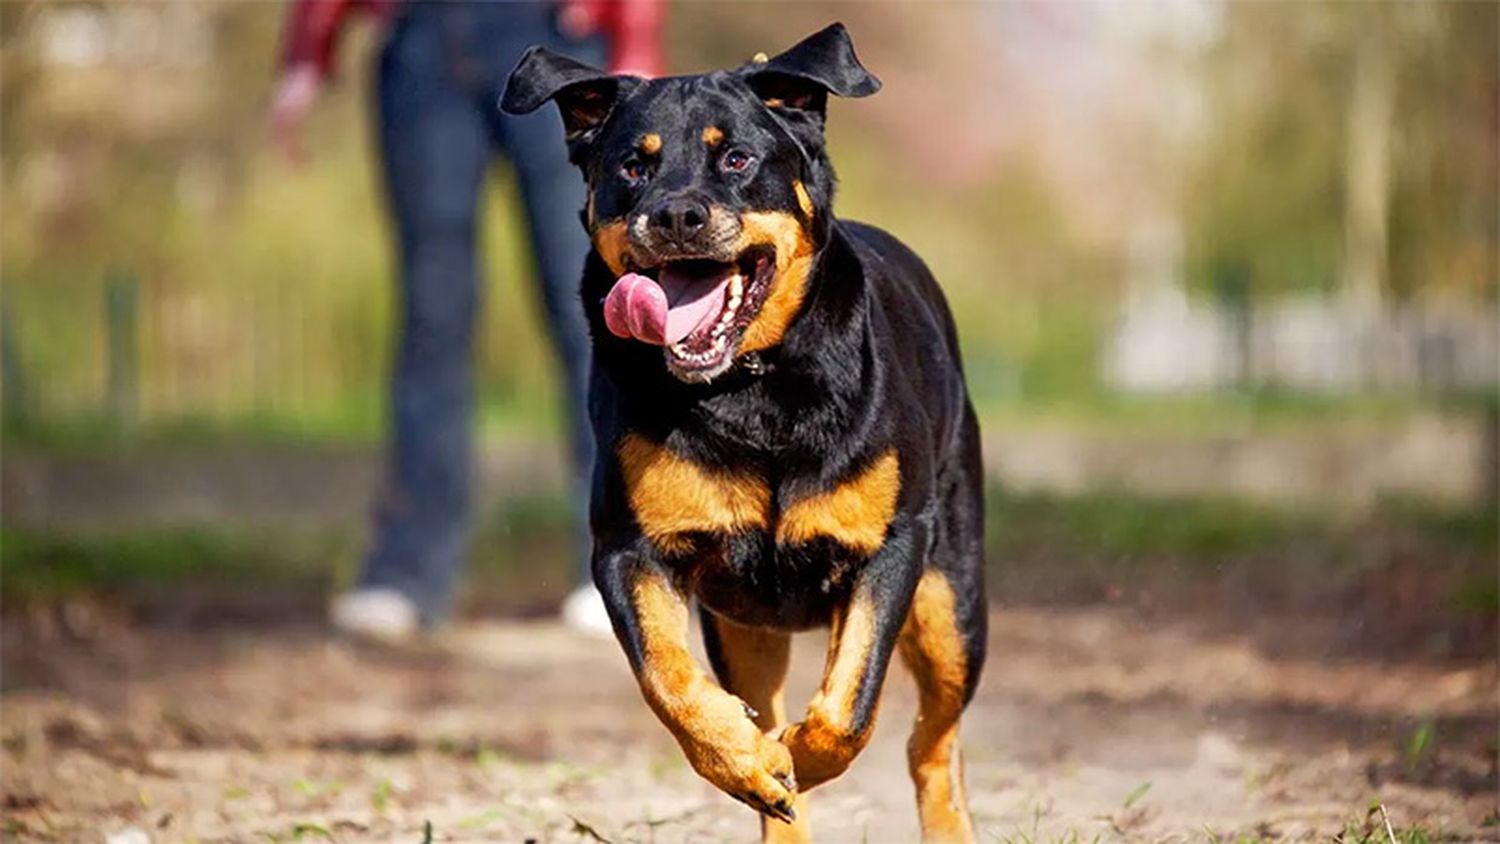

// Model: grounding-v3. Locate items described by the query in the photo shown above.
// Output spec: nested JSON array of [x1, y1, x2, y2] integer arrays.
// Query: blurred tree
[[1385, 4, 1498, 303], [1185, 2, 1498, 304], [1, 2, 278, 275], [1342, 10, 1395, 311]]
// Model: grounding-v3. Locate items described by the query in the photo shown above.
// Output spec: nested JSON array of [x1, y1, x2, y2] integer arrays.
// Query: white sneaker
[[329, 587, 421, 643], [560, 585, 614, 639]]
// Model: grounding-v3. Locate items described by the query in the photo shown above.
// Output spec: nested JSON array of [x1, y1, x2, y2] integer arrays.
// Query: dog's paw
[[778, 714, 862, 791], [678, 695, 799, 822]]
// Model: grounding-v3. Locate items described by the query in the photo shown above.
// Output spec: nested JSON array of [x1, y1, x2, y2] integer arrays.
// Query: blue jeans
[[362, 2, 603, 622]]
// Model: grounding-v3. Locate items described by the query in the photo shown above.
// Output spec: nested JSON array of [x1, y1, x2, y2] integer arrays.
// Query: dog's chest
[[617, 433, 898, 553], [616, 433, 899, 623]]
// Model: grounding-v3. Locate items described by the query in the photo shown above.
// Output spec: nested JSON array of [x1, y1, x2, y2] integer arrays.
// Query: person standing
[[269, 0, 663, 639]]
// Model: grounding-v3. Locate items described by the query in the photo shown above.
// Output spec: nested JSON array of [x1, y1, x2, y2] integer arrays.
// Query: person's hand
[[268, 63, 323, 165]]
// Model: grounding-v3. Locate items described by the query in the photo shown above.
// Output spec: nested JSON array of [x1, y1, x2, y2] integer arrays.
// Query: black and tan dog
[[503, 23, 986, 843]]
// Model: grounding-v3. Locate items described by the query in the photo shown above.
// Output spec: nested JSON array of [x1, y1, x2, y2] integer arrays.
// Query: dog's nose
[[648, 197, 710, 242]]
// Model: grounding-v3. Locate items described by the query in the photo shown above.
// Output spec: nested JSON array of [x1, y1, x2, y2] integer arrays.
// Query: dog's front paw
[[677, 693, 799, 822], [778, 713, 863, 791]]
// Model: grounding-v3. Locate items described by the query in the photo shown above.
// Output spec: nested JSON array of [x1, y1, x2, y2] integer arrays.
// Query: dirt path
[[3, 606, 1495, 843]]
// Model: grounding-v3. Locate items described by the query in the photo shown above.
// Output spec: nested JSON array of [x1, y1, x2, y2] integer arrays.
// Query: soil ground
[[3, 601, 1495, 844]]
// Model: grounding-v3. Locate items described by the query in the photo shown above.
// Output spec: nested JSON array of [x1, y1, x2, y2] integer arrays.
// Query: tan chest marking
[[777, 451, 901, 554], [618, 434, 770, 554]]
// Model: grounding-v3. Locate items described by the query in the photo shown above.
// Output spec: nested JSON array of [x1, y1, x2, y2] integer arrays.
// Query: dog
[[503, 23, 986, 843]]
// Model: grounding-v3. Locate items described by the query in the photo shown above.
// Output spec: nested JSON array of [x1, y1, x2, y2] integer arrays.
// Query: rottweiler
[[503, 22, 986, 844]]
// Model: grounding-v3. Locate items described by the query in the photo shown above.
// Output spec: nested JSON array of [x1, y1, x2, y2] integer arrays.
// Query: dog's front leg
[[595, 546, 799, 822], [780, 522, 926, 791]]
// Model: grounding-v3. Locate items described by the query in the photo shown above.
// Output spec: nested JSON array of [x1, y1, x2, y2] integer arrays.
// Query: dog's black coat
[[503, 23, 986, 828]]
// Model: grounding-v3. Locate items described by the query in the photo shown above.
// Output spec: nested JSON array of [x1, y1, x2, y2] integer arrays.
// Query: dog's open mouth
[[603, 248, 775, 379]]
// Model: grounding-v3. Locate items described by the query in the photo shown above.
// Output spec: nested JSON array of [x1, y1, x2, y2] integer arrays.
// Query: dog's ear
[[502, 47, 633, 153], [742, 23, 880, 117]]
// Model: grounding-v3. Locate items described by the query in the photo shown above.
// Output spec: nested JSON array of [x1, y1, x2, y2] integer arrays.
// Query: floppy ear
[[743, 23, 880, 116], [501, 47, 623, 140]]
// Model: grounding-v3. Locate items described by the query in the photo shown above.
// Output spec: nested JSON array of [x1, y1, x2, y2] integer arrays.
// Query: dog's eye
[[721, 149, 753, 173], [620, 158, 649, 183]]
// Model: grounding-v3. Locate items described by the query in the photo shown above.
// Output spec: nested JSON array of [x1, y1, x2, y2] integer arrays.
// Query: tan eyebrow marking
[[702, 126, 724, 148], [639, 133, 662, 155]]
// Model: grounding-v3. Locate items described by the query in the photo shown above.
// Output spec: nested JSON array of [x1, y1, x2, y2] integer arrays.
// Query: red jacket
[[279, 0, 664, 79]]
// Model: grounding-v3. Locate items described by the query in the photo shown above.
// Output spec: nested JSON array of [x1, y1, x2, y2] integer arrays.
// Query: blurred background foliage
[[1185, 3, 1497, 302], [3, 1, 1491, 447]]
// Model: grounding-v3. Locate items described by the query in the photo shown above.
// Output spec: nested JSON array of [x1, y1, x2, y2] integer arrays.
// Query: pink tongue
[[603, 273, 668, 344], [660, 264, 731, 345], [602, 267, 731, 346]]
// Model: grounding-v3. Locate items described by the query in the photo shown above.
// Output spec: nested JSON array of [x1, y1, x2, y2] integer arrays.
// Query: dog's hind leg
[[702, 610, 811, 843], [898, 566, 983, 844], [899, 404, 987, 842]]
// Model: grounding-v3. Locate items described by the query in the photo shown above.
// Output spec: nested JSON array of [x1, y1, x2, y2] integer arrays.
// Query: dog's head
[[502, 23, 879, 383]]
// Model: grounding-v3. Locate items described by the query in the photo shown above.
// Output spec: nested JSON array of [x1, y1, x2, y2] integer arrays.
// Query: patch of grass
[[2, 394, 556, 455], [369, 779, 393, 814], [0, 490, 581, 618], [1203, 811, 1440, 844], [990, 488, 1496, 567], [977, 388, 1442, 439], [1405, 721, 1437, 770], [289, 823, 334, 842], [1336, 821, 1435, 844], [1376, 495, 1500, 553], [990, 489, 1316, 562], [1451, 574, 1500, 617], [260, 822, 336, 844], [1328, 803, 1442, 844], [457, 808, 508, 831], [474, 747, 506, 771], [292, 779, 342, 801], [0, 526, 348, 608], [986, 489, 1496, 659], [987, 827, 1103, 844]]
